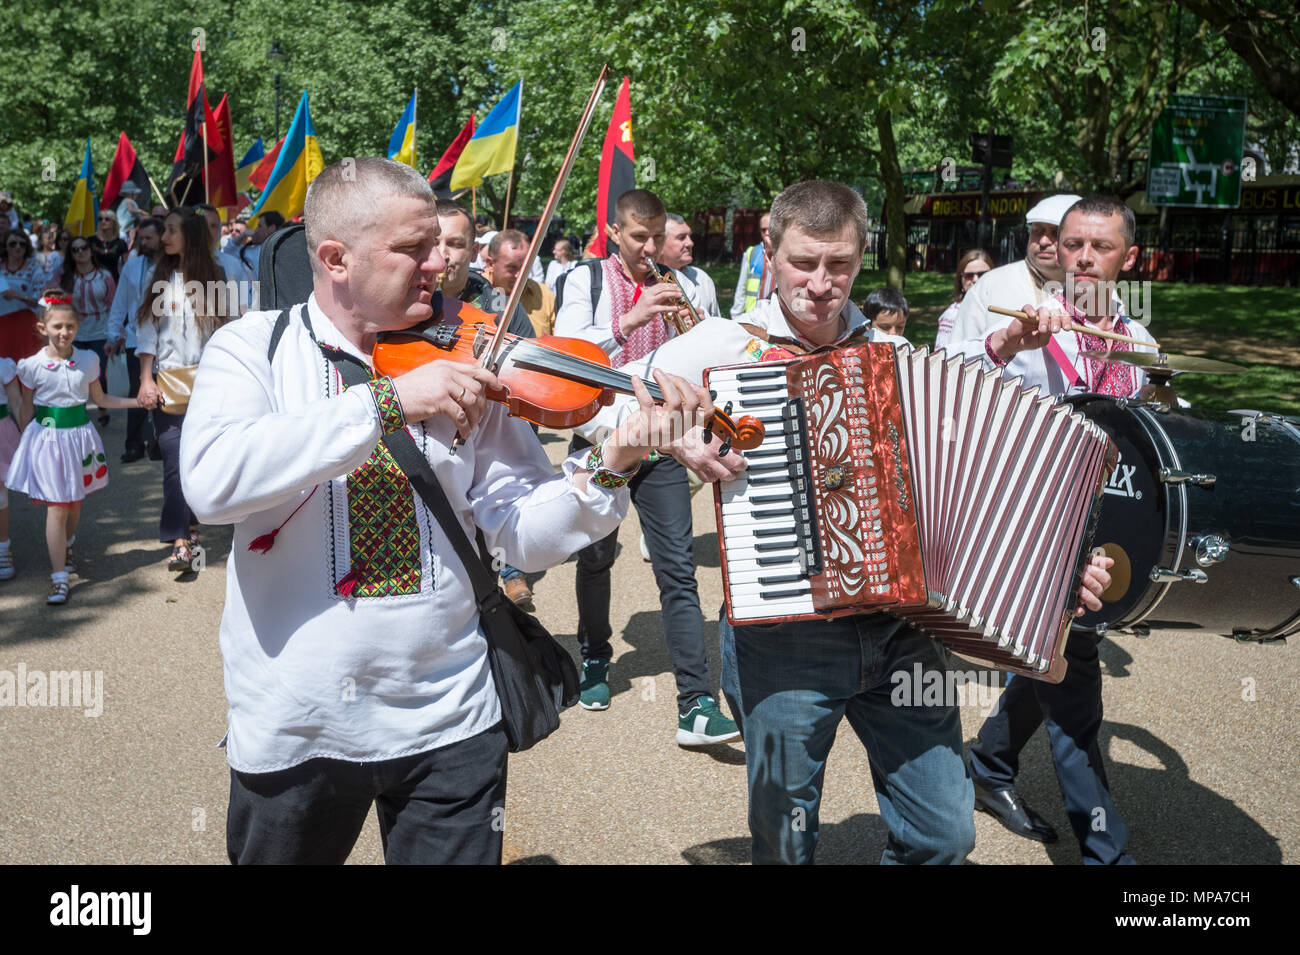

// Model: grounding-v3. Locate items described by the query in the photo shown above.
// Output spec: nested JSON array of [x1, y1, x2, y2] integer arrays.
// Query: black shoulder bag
[[320, 344, 580, 753]]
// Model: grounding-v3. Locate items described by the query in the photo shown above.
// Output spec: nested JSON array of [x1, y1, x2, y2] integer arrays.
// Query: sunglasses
[[962, 270, 990, 280], [6, 240, 26, 248], [71, 245, 90, 253]]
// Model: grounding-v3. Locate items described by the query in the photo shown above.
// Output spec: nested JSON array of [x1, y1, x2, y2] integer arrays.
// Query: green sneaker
[[677, 695, 741, 746], [579, 658, 611, 710]]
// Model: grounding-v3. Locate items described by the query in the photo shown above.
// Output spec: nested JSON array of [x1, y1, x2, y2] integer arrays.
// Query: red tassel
[[248, 530, 278, 553], [336, 562, 366, 597], [247, 487, 319, 555]]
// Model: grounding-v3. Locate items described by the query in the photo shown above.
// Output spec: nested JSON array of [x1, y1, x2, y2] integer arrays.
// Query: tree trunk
[[875, 105, 907, 290]]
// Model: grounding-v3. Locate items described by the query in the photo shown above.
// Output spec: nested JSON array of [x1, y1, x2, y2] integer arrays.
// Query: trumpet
[[604, 223, 703, 336]]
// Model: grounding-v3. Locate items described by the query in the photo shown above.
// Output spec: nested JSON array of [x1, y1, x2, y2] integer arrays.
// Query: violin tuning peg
[[718, 439, 732, 457], [702, 419, 715, 444]]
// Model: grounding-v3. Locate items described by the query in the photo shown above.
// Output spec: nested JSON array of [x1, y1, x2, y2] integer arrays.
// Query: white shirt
[[529, 256, 544, 284], [675, 264, 721, 318], [553, 259, 703, 365], [179, 296, 629, 772], [577, 296, 909, 444], [950, 306, 1158, 398], [946, 259, 1052, 348], [17, 347, 99, 406], [134, 271, 215, 371], [107, 254, 158, 349], [544, 258, 576, 290], [934, 302, 961, 349]]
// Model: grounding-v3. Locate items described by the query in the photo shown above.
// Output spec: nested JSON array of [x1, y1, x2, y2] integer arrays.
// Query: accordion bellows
[[707, 344, 1115, 683]]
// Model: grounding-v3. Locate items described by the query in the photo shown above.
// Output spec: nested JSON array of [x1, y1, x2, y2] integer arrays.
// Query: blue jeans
[[720, 612, 974, 865]]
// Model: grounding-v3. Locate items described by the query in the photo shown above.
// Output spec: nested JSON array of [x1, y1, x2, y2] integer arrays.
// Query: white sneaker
[[0, 552, 14, 580], [47, 579, 69, 604]]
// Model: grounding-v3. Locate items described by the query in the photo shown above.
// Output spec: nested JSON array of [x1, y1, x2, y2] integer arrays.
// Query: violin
[[373, 295, 765, 453]]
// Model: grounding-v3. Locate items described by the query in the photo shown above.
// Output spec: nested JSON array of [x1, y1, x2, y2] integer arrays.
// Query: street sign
[[1147, 94, 1248, 208]]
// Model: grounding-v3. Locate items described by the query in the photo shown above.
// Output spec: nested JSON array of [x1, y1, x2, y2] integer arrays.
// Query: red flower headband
[[40, 292, 72, 308]]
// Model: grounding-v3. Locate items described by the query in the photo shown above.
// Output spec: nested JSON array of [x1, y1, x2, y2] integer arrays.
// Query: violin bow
[[479, 65, 610, 373]]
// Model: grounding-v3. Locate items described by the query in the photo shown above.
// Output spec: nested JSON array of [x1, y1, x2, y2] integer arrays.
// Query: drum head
[[1068, 397, 1172, 630]]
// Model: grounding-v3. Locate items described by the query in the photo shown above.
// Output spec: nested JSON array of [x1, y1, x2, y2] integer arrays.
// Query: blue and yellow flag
[[235, 139, 265, 194], [247, 92, 324, 226], [451, 81, 521, 192], [388, 91, 417, 169], [64, 139, 97, 237]]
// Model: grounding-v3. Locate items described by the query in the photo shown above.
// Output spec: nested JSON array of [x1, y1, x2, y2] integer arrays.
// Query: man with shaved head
[[179, 157, 712, 864]]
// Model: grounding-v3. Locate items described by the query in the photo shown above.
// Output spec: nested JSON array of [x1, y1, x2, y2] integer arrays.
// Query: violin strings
[[511, 341, 666, 402]]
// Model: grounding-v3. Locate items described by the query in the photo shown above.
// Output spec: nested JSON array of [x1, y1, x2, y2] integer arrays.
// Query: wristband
[[369, 376, 406, 434], [583, 442, 638, 489], [984, 333, 1008, 367]]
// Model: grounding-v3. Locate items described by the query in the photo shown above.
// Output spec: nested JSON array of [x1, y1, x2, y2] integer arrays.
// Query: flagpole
[[412, 88, 418, 170], [503, 168, 514, 228], [202, 113, 211, 204], [471, 186, 476, 221], [145, 172, 167, 208]]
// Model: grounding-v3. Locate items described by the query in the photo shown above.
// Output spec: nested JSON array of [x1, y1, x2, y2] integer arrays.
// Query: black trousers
[[123, 348, 153, 451], [227, 722, 509, 865], [968, 630, 1133, 864], [152, 408, 194, 542], [570, 435, 710, 710]]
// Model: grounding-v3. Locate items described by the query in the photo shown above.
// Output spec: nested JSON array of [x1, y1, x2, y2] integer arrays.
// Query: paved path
[[0, 417, 1294, 864]]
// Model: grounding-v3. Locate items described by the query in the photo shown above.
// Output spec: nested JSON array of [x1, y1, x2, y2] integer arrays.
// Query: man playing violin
[[554, 189, 742, 747], [179, 157, 726, 864], [580, 179, 1115, 864]]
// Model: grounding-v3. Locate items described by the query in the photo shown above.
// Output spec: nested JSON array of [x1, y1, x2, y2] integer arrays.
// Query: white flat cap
[[1025, 193, 1083, 226]]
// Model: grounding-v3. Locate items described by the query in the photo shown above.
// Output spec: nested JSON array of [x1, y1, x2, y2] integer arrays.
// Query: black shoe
[[973, 782, 1059, 844], [121, 446, 145, 463], [147, 441, 163, 461]]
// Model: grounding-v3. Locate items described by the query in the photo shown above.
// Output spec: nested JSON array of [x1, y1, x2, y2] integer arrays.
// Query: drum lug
[[1159, 467, 1216, 487], [1192, 535, 1230, 567], [1150, 566, 1209, 583]]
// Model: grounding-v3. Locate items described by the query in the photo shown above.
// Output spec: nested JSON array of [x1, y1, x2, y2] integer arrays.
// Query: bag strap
[[321, 346, 503, 611]]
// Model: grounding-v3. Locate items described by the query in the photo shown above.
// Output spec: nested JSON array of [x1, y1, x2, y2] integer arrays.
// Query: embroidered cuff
[[984, 333, 1007, 367], [612, 309, 630, 346], [583, 442, 638, 489], [369, 376, 406, 434]]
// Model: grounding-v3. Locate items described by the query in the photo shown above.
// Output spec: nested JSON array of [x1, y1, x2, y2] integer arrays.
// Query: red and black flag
[[428, 114, 476, 199], [207, 94, 239, 212], [249, 136, 285, 192], [166, 48, 223, 207], [101, 132, 153, 210], [590, 76, 634, 258]]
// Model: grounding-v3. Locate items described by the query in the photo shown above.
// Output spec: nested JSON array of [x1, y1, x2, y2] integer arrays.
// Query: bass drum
[[1068, 396, 1300, 641]]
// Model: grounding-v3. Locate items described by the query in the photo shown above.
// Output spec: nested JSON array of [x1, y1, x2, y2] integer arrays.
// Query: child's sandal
[[47, 580, 69, 604]]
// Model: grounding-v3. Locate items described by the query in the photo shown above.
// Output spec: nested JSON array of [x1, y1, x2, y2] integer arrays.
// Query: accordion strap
[[739, 322, 874, 356]]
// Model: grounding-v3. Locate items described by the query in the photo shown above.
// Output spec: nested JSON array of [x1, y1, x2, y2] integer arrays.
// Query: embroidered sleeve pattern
[[583, 442, 637, 489]]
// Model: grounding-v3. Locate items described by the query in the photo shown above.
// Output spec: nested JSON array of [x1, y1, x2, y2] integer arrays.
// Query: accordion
[[705, 343, 1115, 682]]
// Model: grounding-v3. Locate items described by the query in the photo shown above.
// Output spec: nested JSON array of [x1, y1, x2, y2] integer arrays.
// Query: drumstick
[[988, 305, 1160, 350]]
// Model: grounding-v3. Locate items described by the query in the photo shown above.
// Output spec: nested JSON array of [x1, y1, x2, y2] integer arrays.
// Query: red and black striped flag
[[166, 48, 223, 207], [428, 114, 476, 199], [101, 132, 153, 211], [590, 76, 634, 258]]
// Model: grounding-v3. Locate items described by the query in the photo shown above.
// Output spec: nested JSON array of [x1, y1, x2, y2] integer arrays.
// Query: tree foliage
[[1, 0, 1296, 275]]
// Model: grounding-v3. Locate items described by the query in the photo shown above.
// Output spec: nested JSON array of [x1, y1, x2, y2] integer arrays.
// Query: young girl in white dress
[[0, 354, 21, 580], [5, 292, 137, 603]]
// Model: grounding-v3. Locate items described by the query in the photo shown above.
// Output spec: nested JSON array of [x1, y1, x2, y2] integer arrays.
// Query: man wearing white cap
[[940, 193, 1081, 349]]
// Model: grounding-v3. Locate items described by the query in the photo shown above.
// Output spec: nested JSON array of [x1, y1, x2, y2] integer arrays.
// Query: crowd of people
[[1, 163, 1153, 866]]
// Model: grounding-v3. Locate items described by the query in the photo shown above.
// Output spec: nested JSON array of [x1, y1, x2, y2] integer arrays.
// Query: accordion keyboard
[[708, 364, 821, 620]]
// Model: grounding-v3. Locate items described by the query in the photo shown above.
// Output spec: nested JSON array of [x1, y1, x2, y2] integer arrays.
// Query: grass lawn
[[698, 262, 1300, 415]]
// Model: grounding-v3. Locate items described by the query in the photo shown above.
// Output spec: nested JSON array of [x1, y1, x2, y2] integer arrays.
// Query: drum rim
[[1124, 402, 1188, 628]]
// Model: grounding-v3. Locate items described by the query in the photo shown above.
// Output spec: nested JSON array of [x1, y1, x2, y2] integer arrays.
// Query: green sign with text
[[1147, 95, 1248, 209]]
